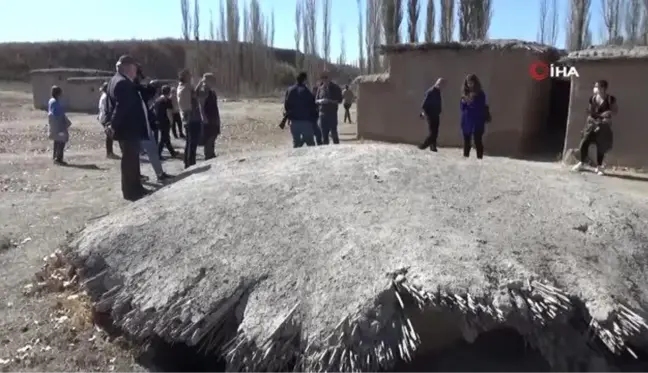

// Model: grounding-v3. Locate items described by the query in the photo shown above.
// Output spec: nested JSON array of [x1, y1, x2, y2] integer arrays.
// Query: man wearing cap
[[315, 71, 343, 145], [105, 55, 152, 201]]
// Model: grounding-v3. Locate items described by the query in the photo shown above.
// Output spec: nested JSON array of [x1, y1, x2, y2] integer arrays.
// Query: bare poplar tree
[[338, 24, 347, 65], [424, 0, 435, 42], [548, 0, 560, 45], [305, 0, 319, 80], [218, 0, 227, 40], [566, 0, 592, 50], [408, 0, 421, 42], [243, 0, 250, 42], [294, 1, 303, 68], [459, 0, 492, 40], [323, 0, 332, 63], [225, 0, 240, 94], [193, 0, 201, 76], [538, 0, 549, 43], [624, 0, 642, 44], [357, 0, 365, 72], [382, 0, 404, 44], [602, 0, 623, 44], [209, 9, 216, 40], [366, 0, 383, 72], [193, 0, 200, 41], [181, 0, 192, 41], [439, 0, 455, 42], [642, 0, 648, 44]]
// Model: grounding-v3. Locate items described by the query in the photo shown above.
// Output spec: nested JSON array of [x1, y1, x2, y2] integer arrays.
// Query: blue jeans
[[290, 120, 316, 148], [140, 139, 164, 176]]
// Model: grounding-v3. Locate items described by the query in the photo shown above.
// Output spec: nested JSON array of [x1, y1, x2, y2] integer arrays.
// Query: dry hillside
[[0, 39, 359, 90]]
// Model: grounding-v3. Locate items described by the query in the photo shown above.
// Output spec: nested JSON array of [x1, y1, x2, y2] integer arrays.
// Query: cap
[[117, 54, 136, 66]]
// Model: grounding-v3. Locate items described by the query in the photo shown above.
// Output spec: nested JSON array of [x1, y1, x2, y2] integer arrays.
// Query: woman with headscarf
[[571, 80, 617, 176], [460, 74, 489, 159]]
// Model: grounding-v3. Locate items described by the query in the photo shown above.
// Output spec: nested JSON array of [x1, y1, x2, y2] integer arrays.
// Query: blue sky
[[1, 0, 603, 62]]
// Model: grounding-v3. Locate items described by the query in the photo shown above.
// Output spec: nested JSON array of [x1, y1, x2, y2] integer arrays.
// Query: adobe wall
[[357, 80, 398, 142], [563, 61, 648, 169], [30, 69, 112, 110], [66, 77, 111, 113], [359, 49, 553, 157]]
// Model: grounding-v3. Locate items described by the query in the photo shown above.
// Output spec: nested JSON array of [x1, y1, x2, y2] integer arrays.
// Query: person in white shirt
[[98, 82, 118, 159]]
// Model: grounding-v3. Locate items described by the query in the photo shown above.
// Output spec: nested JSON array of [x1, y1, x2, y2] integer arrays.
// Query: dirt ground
[[1, 81, 648, 372], [0, 81, 357, 371]]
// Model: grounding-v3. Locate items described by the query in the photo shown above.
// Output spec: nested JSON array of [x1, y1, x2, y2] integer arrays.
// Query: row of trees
[[559, 0, 648, 51], [179, 0, 648, 95]]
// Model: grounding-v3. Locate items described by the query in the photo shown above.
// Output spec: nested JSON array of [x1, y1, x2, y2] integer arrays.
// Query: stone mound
[[67, 144, 648, 371]]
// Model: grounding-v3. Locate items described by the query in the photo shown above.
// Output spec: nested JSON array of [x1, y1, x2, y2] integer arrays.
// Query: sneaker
[[430, 146, 438, 152], [571, 162, 584, 172], [595, 166, 605, 176]]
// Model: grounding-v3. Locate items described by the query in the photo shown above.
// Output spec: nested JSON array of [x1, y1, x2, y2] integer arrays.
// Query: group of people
[[417, 74, 490, 159], [416, 74, 617, 173], [281, 71, 355, 148], [94, 54, 221, 201]]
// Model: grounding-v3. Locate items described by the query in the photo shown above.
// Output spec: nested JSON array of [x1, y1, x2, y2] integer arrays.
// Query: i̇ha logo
[[529, 61, 579, 81]]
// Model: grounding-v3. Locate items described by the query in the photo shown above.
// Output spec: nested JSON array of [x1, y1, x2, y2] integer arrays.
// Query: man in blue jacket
[[418, 78, 445, 152], [284, 72, 317, 148]]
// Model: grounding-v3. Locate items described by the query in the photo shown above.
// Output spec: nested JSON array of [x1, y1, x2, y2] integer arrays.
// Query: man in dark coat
[[197, 73, 221, 160], [315, 72, 343, 145], [284, 71, 317, 148], [418, 78, 445, 152], [106, 55, 152, 201]]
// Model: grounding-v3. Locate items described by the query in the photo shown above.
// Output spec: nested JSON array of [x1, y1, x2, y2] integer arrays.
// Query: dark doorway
[[532, 78, 571, 160]]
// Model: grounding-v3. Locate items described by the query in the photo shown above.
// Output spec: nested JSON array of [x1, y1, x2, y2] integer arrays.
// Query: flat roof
[[378, 39, 563, 56], [560, 45, 648, 62]]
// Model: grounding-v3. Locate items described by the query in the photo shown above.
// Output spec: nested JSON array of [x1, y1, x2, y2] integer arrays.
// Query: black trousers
[[343, 103, 352, 123], [105, 133, 115, 155], [420, 115, 440, 150], [579, 131, 605, 166], [463, 130, 484, 159], [204, 135, 217, 160], [152, 129, 160, 144], [319, 116, 339, 145], [172, 113, 184, 138], [158, 125, 177, 157], [118, 140, 144, 200], [184, 121, 201, 168], [52, 141, 65, 161]]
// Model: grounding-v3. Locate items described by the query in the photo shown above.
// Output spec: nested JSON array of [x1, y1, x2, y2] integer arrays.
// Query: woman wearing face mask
[[572, 80, 618, 175]]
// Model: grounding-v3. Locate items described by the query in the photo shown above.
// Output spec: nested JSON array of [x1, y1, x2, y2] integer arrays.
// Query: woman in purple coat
[[460, 74, 488, 159]]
